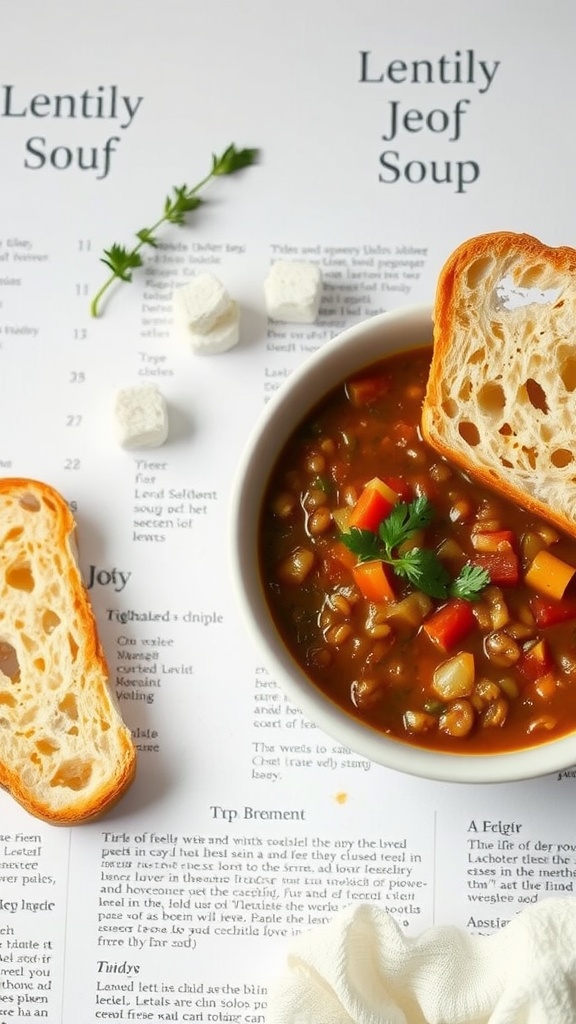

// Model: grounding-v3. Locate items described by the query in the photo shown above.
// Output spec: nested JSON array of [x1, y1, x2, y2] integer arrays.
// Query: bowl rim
[[229, 305, 576, 784]]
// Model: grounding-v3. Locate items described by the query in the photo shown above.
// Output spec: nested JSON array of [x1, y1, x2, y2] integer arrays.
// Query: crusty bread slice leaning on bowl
[[0, 478, 136, 823], [421, 231, 576, 538]]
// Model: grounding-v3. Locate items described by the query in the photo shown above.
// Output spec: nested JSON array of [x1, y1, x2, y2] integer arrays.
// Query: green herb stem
[[90, 143, 259, 318]]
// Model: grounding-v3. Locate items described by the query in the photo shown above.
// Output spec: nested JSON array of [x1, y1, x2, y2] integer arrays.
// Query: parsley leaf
[[397, 547, 452, 598], [339, 495, 490, 601], [379, 495, 434, 556], [449, 563, 491, 601], [341, 527, 384, 563]]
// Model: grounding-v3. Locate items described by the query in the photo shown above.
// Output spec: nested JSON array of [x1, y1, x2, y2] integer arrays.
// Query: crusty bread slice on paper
[[421, 231, 576, 538], [0, 478, 136, 823]]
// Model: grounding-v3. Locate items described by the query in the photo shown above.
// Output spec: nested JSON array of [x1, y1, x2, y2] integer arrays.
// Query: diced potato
[[437, 537, 465, 563], [432, 651, 475, 700], [382, 592, 433, 628], [332, 507, 351, 532], [276, 546, 315, 585]]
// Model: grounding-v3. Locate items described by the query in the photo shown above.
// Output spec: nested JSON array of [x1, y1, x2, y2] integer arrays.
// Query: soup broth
[[259, 345, 576, 755]]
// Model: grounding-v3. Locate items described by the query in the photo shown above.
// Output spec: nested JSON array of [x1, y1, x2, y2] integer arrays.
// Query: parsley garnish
[[449, 563, 491, 601], [90, 143, 259, 317], [340, 495, 490, 600]]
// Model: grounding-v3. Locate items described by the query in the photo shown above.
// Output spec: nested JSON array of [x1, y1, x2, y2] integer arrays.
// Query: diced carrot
[[530, 595, 576, 628], [422, 598, 476, 651], [346, 374, 391, 407], [525, 549, 576, 601], [352, 560, 395, 601], [468, 550, 519, 586], [348, 477, 398, 532]]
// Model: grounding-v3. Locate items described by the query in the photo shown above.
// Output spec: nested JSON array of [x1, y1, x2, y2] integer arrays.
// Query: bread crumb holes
[[458, 421, 481, 447]]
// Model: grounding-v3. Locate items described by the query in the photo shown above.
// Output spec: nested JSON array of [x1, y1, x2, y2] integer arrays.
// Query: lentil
[[260, 346, 576, 754]]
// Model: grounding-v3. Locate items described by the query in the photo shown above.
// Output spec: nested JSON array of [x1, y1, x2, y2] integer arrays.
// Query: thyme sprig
[[90, 144, 259, 317]]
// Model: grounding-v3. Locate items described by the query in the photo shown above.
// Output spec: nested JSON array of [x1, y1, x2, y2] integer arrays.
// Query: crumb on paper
[[264, 259, 323, 323], [113, 383, 169, 448], [173, 272, 240, 353], [334, 791, 348, 805]]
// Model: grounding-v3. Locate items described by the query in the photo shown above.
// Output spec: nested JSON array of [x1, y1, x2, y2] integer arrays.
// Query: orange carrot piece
[[524, 549, 576, 601], [422, 598, 476, 651], [352, 560, 395, 601], [348, 477, 398, 532]]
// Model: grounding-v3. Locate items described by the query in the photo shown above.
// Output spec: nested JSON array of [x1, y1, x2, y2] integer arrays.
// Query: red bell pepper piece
[[468, 550, 519, 586], [530, 595, 576, 628], [422, 598, 477, 651]]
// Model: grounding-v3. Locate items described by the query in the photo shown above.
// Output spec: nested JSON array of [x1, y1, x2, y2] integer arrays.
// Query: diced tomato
[[422, 598, 477, 651], [347, 374, 391, 407], [348, 477, 399, 532], [530, 595, 576, 628], [517, 637, 555, 682], [352, 560, 395, 601], [468, 550, 519, 586]]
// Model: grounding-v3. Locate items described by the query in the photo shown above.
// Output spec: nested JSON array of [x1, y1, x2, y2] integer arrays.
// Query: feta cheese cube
[[113, 384, 169, 449], [264, 260, 323, 323], [173, 272, 240, 353], [185, 300, 240, 354], [173, 272, 232, 335]]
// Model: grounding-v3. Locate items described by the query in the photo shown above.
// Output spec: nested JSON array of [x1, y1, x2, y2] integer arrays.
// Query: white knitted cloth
[[266, 899, 576, 1023]]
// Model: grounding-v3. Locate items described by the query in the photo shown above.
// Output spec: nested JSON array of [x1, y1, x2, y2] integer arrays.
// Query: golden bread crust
[[422, 232, 576, 538], [0, 478, 136, 824]]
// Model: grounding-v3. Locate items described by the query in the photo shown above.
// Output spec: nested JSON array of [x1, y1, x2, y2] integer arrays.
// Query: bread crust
[[0, 478, 136, 824], [421, 231, 576, 538]]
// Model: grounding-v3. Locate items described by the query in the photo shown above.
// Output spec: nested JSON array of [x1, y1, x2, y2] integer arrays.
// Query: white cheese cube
[[173, 272, 232, 335], [186, 300, 240, 354], [264, 260, 323, 323], [113, 384, 169, 449]]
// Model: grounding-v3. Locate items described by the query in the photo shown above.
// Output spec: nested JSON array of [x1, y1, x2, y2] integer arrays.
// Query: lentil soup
[[259, 345, 576, 754]]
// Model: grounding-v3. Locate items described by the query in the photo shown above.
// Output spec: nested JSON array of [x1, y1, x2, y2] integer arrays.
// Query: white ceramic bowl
[[230, 305, 576, 783]]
